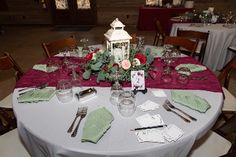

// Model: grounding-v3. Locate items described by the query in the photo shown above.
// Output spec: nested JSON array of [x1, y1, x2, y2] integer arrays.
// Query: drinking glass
[[80, 38, 90, 56], [176, 67, 191, 85], [118, 91, 136, 117], [56, 79, 73, 103], [110, 71, 123, 105], [136, 36, 145, 52]]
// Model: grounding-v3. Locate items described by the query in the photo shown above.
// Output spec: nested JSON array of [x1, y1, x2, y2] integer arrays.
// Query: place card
[[162, 124, 184, 142], [136, 113, 165, 127], [137, 100, 160, 111], [131, 70, 145, 90], [135, 129, 165, 143], [151, 89, 167, 97]]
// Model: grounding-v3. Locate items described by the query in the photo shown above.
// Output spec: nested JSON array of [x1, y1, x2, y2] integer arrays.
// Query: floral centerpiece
[[82, 48, 154, 83]]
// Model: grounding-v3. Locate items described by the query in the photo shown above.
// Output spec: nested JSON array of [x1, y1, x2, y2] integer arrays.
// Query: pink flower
[[121, 59, 131, 70], [134, 53, 147, 64]]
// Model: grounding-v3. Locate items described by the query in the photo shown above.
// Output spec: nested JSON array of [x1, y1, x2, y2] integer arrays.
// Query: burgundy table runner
[[16, 56, 222, 93]]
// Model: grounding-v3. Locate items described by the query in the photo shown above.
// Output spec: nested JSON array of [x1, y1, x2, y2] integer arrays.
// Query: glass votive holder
[[118, 91, 136, 117], [110, 81, 123, 105], [176, 67, 191, 85], [56, 79, 73, 103]]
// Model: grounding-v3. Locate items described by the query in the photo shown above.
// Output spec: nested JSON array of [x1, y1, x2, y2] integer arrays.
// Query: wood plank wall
[[0, 0, 235, 25]]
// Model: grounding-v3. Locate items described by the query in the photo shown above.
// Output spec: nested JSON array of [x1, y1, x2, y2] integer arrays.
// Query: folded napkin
[[150, 47, 164, 57], [17, 88, 56, 103], [81, 107, 113, 144], [171, 90, 211, 113], [175, 64, 207, 72], [33, 64, 58, 73]]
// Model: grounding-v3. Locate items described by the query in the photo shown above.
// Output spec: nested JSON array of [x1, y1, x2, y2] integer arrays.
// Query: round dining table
[[13, 45, 223, 157]]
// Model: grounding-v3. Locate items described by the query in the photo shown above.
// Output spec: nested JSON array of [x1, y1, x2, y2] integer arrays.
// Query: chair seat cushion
[[0, 129, 30, 157], [222, 87, 236, 112], [229, 45, 236, 52], [188, 131, 232, 157], [0, 93, 13, 108]]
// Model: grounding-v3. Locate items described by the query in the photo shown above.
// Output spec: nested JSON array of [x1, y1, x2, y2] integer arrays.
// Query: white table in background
[[170, 23, 236, 71]]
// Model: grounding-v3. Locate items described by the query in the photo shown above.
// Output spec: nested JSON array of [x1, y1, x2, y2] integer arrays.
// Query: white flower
[[132, 58, 141, 67]]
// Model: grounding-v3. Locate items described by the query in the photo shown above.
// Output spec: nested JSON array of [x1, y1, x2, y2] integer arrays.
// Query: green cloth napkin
[[150, 47, 164, 57], [17, 88, 56, 103], [171, 90, 211, 113], [33, 64, 58, 73], [81, 107, 113, 144], [175, 64, 207, 72]]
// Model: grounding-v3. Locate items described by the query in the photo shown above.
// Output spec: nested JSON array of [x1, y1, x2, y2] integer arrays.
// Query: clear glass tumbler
[[56, 79, 73, 103], [118, 91, 136, 117]]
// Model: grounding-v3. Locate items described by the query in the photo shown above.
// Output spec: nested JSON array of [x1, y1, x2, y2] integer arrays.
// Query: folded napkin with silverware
[[33, 64, 58, 73], [171, 90, 211, 113], [175, 64, 207, 72], [17, 88, 56, 103], [81, 107, 113, 144]]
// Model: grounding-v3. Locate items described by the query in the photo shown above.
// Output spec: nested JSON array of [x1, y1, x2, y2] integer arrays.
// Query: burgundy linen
[[137, 6, 192, 34], [16, 56, 222, 92]]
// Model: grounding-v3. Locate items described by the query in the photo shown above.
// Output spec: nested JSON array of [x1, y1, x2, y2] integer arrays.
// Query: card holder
[[76, 88, 97, 102]]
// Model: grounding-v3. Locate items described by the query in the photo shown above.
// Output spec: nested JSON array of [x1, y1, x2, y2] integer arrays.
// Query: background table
[[137, 6, 192, 35], [170, 23, 236, 71], [13, 87, 222, 157]]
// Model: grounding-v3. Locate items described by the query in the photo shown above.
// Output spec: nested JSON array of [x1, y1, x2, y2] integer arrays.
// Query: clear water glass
[[176, 67, 191, 85], [56, 79, 73, 103], [118, 91, 136, 117]]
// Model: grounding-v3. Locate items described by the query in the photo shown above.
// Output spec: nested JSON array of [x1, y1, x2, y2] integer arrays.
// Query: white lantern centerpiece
[[104, 18, 132, 64]]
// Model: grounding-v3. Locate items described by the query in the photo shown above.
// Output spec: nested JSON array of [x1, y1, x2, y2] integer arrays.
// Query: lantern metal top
[[104, 18, 132, 41]]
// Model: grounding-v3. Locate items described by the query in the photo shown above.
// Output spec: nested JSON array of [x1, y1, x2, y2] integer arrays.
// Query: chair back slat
[[0, 52, 23, 80], [218, 56, 236, 89], [153, 19, 166, 46], [42, 35, 77, 58], [164, 36, 199, 56], [177, 29, 209, 63]]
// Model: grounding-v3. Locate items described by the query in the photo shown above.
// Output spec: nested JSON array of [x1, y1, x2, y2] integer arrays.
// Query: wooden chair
[[217, 56, 236, 119], [0, 52, 23, 82], [42, 35, 78, 58], [0, 52, 23, 108], [0, 52, 23, 134], [0, 129, 30, 157], [177, 29, 209, 63], [163, 36, 199, 57], [0, 52, 29, 157], [153, 19, 166, 46]]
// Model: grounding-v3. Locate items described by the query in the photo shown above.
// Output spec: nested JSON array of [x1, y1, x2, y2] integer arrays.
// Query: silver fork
[[67, 107, 83, 133], [165, 100, 197, 121], [163, 103, 190, 123], [71, 107, 88, 137]]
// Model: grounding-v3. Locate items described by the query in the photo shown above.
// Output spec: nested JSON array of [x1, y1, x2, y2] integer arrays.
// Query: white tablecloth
[[13, 87, 223, 157], [170, 23, 236, 71]]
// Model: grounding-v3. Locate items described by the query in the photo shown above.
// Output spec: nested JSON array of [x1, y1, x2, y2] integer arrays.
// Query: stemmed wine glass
[[110, 70, 123, 105], [136, 36, 145, 52], [80, 38, 90, 57], [161, 45, 180, 83]]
